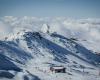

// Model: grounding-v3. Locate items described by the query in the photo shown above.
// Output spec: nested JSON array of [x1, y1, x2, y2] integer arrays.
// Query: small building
[[50, 66, 66, 73]]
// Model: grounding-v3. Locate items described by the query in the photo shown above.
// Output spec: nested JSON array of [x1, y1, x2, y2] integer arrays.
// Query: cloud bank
[[0, 16, 100, 52], [0, 21, 13, 40]]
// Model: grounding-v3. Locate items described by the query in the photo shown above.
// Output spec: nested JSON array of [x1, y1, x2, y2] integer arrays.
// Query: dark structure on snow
[[50, 66, 66, 73]]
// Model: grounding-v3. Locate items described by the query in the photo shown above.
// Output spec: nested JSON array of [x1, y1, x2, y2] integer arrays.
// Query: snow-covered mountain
[[0, 17, 100, 80], [1, 16, 100, 52]]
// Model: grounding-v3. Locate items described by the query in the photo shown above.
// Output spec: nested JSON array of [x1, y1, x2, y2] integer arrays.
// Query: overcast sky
[[0, 0, 100, 18]]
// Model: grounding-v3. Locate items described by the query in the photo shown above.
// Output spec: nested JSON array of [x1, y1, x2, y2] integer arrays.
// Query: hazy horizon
[[0, 0, 100, 18]]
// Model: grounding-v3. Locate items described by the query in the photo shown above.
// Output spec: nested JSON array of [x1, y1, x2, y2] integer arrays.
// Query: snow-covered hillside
[[0, 17, 100, 80]]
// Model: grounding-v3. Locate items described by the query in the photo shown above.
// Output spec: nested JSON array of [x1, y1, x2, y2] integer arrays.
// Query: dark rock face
[[0, 71, 14, 79], [0, 54, 21, 71]]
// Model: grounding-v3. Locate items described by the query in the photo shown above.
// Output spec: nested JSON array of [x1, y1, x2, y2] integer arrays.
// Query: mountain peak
[[41, 24, 50, 33]]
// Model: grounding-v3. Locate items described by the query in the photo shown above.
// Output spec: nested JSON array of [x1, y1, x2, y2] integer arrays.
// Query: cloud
[[1, 16, 100, 52], [89, 28, 100, 40], [62, 18, 100, 52], [0, 21, 12, 40]]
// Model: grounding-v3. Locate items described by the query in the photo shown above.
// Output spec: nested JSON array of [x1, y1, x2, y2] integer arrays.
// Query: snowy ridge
[[1, 16, 100, 52], [0, 29, 100, 80]]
